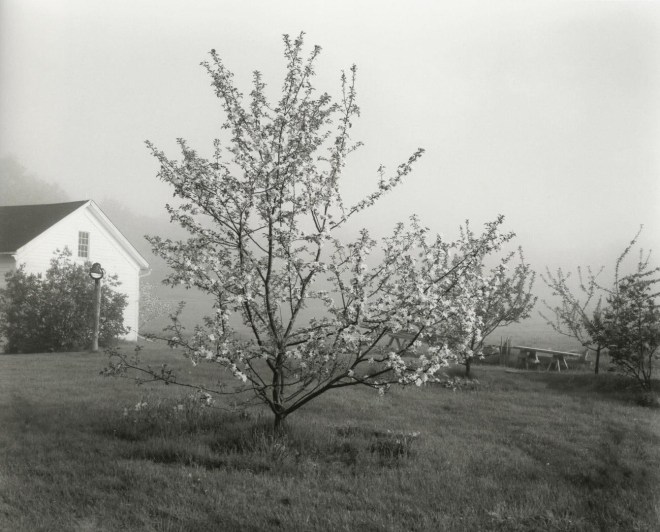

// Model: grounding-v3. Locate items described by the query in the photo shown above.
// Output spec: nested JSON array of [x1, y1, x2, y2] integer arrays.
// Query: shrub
[[0, 249, 128, 353]]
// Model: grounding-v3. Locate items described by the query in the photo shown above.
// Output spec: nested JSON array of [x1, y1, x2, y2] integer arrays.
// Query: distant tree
[[106, 33, 517, 430], [0, 156, 69, 205], [0, 249, 128, 353], [438, 231, 536, 377], [601, 257, 659, 390], [139, 281, 174, 332], [541, 265, 608, 374], [542, 228, 659, 377]]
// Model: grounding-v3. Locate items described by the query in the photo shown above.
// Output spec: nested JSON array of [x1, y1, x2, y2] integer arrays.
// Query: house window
[[78, 231, 90, 258]]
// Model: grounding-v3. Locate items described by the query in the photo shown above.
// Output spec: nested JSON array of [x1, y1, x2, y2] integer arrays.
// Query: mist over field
[[2, 1, 658, 352], [0, 155, 635, 350]]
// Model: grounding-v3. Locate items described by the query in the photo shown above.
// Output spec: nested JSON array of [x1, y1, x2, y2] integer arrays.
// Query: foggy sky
[[1, 0, 659, 281]]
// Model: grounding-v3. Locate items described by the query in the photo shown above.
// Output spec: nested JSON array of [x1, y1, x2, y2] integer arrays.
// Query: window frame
[[78, 231, 90, 258]]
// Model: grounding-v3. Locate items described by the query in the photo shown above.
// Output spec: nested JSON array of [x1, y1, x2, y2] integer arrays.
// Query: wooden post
[[92, 278, 101, 352]]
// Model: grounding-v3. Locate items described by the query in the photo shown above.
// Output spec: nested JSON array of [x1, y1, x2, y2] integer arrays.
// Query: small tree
[[541, 265, 608, 373], [0, 249, 128, 353], [542, 229, 659, 377], [602, 263, 659, 390], [438, 234, 536, 377], [108, 34, 517, 430]]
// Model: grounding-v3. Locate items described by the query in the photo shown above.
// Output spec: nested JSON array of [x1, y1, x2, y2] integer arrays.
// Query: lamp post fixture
[[89, 262, 105, 352]]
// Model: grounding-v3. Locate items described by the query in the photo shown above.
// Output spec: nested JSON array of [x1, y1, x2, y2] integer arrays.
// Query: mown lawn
[[1, 344, 659, 531]]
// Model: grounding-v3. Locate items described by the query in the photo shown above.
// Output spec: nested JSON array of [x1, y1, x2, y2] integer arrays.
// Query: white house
[[0, 200, 149, 341]]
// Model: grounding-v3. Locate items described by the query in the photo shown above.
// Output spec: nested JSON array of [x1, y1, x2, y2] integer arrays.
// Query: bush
[[635, 390, 659, 408], [0, 249, 128, 353]]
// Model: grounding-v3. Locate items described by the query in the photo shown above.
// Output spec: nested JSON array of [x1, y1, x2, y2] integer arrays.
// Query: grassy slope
[[1, 345, 659, 532]]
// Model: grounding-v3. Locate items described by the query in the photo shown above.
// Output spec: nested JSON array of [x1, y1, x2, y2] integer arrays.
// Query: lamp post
[[89, 262, 105, 352]]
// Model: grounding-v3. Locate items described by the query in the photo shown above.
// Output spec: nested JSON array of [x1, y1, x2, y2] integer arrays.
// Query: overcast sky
[[1, 0, 658, 279]]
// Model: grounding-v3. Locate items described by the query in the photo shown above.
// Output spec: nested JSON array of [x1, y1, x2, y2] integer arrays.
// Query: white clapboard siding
[[7, 202, 147, 341]]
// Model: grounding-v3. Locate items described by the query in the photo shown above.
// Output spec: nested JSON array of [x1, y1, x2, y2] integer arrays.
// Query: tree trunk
[[465, 358, 471, 378], [273, 412, 287, 433], [271, 362, 286, 432], [594, 346, 601, 375]]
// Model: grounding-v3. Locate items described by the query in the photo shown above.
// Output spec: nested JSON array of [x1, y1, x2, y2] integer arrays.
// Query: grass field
[[1, 343, 659, 531]]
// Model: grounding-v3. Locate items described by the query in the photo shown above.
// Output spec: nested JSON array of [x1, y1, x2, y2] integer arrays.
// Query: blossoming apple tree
[[434, 230, 536, 377], [114, 34, 519, 429]]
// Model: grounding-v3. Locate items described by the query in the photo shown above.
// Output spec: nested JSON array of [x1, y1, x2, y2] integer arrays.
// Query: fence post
[[499, 337, 504, 366]]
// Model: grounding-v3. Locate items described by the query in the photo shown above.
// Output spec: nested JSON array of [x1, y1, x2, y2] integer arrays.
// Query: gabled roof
[[0, 200, 87, 253], [0, 200, 149, 270]]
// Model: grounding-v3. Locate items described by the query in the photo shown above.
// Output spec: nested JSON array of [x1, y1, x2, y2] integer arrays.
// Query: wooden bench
[[516, 348, 541, 370], [385, 332, 417, 350], [511, 346, 583, 372]]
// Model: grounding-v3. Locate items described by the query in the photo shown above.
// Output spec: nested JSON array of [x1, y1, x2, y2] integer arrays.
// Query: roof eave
[[86, 201, 150, 270]]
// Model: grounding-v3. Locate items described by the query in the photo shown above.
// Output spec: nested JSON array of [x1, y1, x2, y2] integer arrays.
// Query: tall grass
[[1, 344, 659, 531]]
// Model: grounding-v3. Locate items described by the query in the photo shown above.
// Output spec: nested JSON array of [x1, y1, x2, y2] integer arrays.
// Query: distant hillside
[[0, 157, 69, 205]]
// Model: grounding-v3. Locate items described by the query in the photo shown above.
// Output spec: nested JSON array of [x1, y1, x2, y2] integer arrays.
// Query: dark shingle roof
[[0, 201, 88, 253]]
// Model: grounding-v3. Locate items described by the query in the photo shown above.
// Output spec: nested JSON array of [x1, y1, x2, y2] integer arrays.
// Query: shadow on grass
[[534, 371, 660, 408], [502, 411, 660, 530], [125, 426, 420, 474], [567, 422, 659, 530], [98, 397, 422, 474], [567, 424, 650, 490]]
